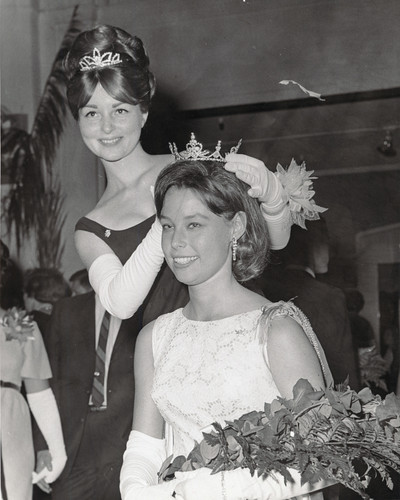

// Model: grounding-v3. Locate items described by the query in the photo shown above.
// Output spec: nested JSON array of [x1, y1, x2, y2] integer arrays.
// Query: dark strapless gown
[[75, 216, 189, 326]]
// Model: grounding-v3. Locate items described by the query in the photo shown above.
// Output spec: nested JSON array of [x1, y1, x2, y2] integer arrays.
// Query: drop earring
[[232, 236, 237, 262]]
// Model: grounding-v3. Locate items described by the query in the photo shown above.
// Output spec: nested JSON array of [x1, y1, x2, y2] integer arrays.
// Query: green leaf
[[376, 393, 400, 425], [200, 440, 220, 462]]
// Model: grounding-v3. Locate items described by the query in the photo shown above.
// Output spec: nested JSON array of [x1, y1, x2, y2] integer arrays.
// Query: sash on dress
[[258, 301, 334, 389]]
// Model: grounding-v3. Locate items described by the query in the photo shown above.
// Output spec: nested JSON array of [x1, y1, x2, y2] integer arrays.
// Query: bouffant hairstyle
[[63, 25, 155, 119], [154, 160, 270, 282]]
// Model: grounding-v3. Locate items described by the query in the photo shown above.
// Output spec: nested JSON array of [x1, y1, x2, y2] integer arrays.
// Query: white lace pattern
[[152, 307, 281, 458]]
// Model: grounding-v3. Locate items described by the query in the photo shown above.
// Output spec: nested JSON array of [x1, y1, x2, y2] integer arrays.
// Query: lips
[[99, 137, 122, 145], [173, 256, 198, 266]]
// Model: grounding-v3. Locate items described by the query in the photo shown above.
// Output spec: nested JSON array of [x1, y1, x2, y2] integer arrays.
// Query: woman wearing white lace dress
[[120, 154, 333, 500]]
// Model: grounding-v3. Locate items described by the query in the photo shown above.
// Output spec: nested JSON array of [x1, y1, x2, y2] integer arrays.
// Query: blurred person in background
[[344, 288, 388, 395], [23, 268, 71, 344], [0, 241, 66, 499], [69, 268, 93, 296]]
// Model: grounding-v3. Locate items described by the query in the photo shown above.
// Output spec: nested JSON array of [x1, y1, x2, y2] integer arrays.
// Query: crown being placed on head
[[79, 48, 122, 72], [169, 133, 242, 162]]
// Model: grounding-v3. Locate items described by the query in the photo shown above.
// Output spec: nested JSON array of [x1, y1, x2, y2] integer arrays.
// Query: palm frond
[[30, 5, 81, 177], [1, 6, 81, 261], [1, 129, 43, 247]]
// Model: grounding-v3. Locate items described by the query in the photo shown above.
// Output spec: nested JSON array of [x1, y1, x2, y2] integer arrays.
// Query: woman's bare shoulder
[[136, 320, 156, 354]]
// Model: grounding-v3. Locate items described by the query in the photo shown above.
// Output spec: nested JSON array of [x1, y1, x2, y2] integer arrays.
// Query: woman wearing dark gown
[[64, 25, 301, 324]]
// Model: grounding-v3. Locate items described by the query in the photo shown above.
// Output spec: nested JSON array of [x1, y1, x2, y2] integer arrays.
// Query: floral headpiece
[[169, 133, 242, 162], [79, 48, 122, 72]]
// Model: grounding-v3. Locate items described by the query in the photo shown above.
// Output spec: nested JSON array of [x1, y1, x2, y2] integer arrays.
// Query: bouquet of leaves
[[159, 379, 400, 499], [358, 346, 389, 392], [1, 307, 35, 342]]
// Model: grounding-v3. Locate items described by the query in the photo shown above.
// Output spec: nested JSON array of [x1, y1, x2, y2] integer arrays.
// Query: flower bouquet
[[1, 307, 35, 342], [159, 379, 400, 499]]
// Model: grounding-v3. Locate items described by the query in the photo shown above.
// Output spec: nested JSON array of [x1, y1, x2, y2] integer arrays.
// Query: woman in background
[[0, 241, 66, 499]]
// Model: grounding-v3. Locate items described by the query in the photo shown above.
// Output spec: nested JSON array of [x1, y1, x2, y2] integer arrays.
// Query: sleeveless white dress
[[151, 301, 332, 500]]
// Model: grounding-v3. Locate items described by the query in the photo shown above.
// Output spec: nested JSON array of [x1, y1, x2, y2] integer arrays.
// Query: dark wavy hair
[[64, 25, 155, 119], [154, 160, 270, 282], [0, 240, 24, 309], [24, 268, 71, 305]]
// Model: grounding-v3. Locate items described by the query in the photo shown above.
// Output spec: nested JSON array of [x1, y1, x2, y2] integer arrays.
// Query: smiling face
[[77, 83, 147, 162], [160, 187, 236, 287]]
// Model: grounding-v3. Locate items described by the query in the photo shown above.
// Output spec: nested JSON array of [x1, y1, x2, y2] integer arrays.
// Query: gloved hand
[[225, 153, 286, 209], [33, 450, 52, 493], [173, 466, 331, 500], [225, 153, 291, 250], [28, 388, 67, 484], [120, 430, 180, 499]]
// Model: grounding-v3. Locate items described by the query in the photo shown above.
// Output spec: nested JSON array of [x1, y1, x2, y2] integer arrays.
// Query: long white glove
[[28, 388, 67, 484], [120, 430, 180, 500], [174, 466, 330, 500], [89, 219, 165, 319], [225, 154, 291, 250]]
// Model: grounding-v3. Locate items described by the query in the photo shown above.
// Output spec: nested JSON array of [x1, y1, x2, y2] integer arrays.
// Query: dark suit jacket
[[256, 267, 361, 391], [31, 310, 51, 344], [34, 292, 142, 479]]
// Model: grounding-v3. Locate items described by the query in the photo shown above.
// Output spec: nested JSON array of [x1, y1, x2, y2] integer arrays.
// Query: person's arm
[[25, 380, 67, 487], [225, 153, 291, 250], [266, 315, 326, 397], [120, 322, 179, 499], [75, 218, 165, 319]]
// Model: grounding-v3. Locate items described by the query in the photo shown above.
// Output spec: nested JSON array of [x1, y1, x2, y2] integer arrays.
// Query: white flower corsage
[[1, 307, 35, 342], [276, 159, 327, 229]]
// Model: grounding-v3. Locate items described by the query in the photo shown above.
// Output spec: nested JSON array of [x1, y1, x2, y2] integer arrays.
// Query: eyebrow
[[160, 213, 210, 221], [81, 102, 123, 109]]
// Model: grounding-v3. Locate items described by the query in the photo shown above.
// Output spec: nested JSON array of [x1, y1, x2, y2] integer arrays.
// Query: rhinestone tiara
[[79, 48, 122, 72], [169, 133, 242, 162]]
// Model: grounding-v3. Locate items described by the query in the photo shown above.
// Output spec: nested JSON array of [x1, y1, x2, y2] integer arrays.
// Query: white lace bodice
[[151, 307, 281, 457]]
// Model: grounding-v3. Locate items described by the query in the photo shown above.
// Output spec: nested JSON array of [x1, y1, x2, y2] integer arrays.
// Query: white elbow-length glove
[[174, 466, 331, 500], [89, 219, 165, 319], [120, 430, 180, 500], [225, 154, 291, 250], [28, 388, 67, 484]]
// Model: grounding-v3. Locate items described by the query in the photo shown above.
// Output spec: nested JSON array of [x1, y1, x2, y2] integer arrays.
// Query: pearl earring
[[232, 236, 237, 262]]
